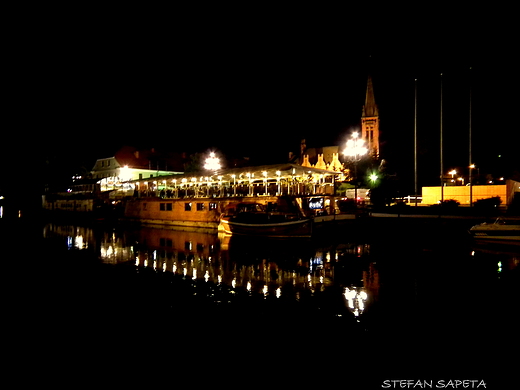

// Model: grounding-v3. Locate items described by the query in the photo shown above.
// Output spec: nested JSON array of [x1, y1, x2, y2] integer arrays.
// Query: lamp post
[[448, 169, 457, 185], [246, 173, 252, 196], [204, 152, 221, 173], [172, 179, 178, 198], [231, 174, 236, 196], [469, 164, 475, 207], [343, 132, 368, 206], [182, 178, 187, 197], [449, 169, 457, 179]]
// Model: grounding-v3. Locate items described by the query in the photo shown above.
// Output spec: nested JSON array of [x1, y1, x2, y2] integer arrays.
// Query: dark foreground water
[[2, 216, 518, 387]]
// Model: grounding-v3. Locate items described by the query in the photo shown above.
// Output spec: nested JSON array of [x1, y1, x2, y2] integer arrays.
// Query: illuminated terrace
[[128, 163, 341, 198]]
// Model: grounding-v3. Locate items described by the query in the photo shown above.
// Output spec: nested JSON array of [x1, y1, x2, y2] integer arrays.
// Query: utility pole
[[469, 67, 473, 208], [440, 73, 444, 209], [414, 78, 418, 207]]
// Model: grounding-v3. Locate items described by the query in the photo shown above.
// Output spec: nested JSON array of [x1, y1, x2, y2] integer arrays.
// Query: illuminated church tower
[[361, 75, 380, 158]]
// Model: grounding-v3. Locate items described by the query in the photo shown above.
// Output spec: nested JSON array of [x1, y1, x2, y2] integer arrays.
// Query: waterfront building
[[302, 145, 341, 169], [421, 180, 520, 207], [43, 146, 185, 213], [91, 146, 183, 192]]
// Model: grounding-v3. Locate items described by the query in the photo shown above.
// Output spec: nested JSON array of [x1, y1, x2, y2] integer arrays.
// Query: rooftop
[[129, 163, 339, 184]]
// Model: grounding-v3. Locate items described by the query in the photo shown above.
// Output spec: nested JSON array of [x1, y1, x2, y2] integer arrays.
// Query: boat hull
[[220, 218, 312, 238], [469, 224, 520, 243]]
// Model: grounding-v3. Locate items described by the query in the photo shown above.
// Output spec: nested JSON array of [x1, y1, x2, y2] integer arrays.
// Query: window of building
[[160, 238, 173, 247], [196, 203, 205, 211], [143, 203, 147, 210], [160, 203, 172, 211], [185, 203, 192, 211]]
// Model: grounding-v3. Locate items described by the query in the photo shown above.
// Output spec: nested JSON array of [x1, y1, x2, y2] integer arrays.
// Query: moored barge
[[122, 163, 364, 236]]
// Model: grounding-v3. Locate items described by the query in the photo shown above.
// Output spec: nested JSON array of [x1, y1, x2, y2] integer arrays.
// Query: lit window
[[185, 203, 192, 211]]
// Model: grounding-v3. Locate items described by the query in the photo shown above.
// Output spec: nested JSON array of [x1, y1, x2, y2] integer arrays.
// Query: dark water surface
[[2, 217, 518, 387]]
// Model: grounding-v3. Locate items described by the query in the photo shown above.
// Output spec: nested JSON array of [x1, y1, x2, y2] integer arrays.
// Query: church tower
[[361, 75, 380, 158]]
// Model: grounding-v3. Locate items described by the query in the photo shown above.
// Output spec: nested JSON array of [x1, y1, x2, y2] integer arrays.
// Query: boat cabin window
[[238, 203, 264, 213], [209, 202, 218, 211], [160, 203, 172, 211], [185, 203, 192, 211], [197, 203, 205, 211]]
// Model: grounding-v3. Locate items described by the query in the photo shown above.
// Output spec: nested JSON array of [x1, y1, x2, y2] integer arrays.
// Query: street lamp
[[182, 178, 187, 197], [119, 165, 131, 182], [469, 164, 476, 207], [204, 152, 221, 172], [343, 132, 368, 204], [246, 172, 252, 196]]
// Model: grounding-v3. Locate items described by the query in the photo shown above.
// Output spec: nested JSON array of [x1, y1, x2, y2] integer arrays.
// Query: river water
[[3, 216, 518, 386]]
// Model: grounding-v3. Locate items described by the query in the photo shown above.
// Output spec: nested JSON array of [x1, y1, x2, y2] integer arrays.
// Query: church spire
[[361, 74, 380, 158], [362, 75, 378, 117]]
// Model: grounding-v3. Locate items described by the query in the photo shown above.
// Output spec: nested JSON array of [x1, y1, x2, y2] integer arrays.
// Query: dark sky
[[3, 7, 517, 193]]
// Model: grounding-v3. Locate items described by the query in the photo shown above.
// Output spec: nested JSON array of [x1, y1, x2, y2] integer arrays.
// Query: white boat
[[469, 218, 520, 244]]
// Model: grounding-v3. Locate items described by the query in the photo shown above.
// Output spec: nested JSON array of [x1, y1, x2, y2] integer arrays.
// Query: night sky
[[3, 8, 518, 196]]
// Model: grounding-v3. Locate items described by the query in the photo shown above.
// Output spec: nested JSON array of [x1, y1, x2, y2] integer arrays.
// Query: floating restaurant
[[123, 163, 348, 232]]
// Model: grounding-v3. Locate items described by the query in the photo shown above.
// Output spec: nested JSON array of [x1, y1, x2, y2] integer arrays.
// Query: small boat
[[220, 202, 312, 238], [469, 218, 520, 244]]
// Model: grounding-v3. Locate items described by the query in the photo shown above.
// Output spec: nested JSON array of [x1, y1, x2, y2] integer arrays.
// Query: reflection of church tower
[[361, 75, 380, 158]]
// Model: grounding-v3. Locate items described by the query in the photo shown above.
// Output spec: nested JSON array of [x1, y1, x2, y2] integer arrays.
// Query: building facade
[[91, 146, 183, 192], [421, 180, 520, 206]]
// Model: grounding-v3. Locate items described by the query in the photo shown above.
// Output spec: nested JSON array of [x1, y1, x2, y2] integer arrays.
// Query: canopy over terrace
[[129, 163, 341, 198]]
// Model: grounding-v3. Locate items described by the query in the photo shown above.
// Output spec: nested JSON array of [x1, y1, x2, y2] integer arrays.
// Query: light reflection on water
[[43, 223, 375, 319], [42, 222, 519, 325]]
